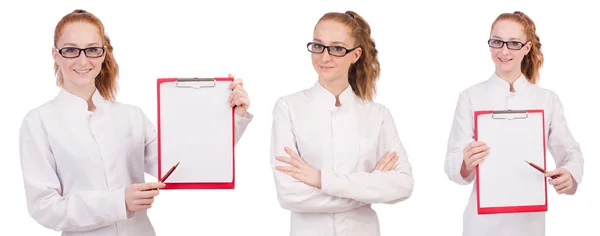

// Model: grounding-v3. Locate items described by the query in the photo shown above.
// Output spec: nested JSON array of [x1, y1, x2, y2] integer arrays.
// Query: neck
[[495, 70, 522, 92], [63, 82, 97, 111], [318, 76, 350, 107]]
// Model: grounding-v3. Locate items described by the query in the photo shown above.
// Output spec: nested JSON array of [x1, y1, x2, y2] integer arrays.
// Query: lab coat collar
[[55, 87, 107, 114], [311, 81, 358, 109], [490, 73, 529, 92]]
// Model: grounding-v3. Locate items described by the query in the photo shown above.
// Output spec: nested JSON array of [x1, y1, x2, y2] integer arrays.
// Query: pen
[[524, 160, 557, 179], [151, 161, 180, 190], [161, 161, 180, 182]]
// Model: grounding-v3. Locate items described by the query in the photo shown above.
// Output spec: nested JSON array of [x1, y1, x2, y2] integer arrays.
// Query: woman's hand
[[227, 74, 250, 116], [275, 147, 322, 189]]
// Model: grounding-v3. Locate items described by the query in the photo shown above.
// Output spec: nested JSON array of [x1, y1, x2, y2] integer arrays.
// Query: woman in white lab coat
[[19, 9, 253, 236], [270, 10, 414, 236], [444, 11, 584, 236]]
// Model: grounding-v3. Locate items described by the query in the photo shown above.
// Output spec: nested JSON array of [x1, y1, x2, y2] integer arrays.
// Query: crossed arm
[[270, 100, 414, 213]]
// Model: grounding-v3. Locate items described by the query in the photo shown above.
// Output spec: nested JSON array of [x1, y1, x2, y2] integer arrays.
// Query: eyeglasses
[[488, 39, 527, 50], [307, 42, 358, 57], [56, 47, 105, 58]]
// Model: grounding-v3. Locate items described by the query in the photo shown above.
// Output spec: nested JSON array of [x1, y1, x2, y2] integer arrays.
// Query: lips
[[498, 58, 512, 63], [74, 69, 92, 74]]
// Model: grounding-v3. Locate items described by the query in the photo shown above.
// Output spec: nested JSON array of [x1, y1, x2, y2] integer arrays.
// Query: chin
[[496, 64, 517, 75], [66, 76, 95, 88]]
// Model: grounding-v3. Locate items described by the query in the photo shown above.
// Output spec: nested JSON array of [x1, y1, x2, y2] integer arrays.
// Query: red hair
[[316, 11, 380, 101], [54, 9, 119, 101], [492, 11, 544, 84]]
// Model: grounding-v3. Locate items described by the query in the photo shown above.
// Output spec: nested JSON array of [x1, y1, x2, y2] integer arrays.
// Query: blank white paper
[[477, 111, 546, 208], [159, 80, 233, 183]]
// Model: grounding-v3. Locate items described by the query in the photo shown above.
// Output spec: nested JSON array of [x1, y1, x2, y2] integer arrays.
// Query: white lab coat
[[270, 82, 414, 236], [444, 73, 584, 236], [19, 88, 253, 236]]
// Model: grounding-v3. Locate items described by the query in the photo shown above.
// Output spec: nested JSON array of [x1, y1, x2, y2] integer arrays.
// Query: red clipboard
[[157, 77, 235, 189], [474, 109, 547, 214]]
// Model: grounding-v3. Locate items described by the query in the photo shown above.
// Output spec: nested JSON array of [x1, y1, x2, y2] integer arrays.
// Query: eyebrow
[[490, 36, 523, 41], [61, 42, 101, 47], [312, 38, 347, 46]]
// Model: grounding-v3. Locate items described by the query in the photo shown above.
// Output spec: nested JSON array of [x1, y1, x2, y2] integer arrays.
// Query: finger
[[228, 92, 234, 103], [143, 182, 165, 190], [376, 152, 395, 171], [136, 189, 159, 199], [233, 84, 245, 93], [229, 78, 243, 89], [276, 155, 304, 167], [275, 156, 294, 165], [470, 145, 490, 155], [136, 197, 155, 205], [554, 180, 570, 193], [545, 168, 564, 177], [275, 165, 300, 173], [374, 152, 390, 170], [235, 98, 248, 107], [284, 147, 307, 165], [289, 152, 308, 165], [470, 156, 486, 168], [382, 156, 398, 171], [284, 147, 301, 160], [468, 151, 488, 163], [135, 204, 152, 210], [548, 174, 568, 186], [464, 141, 482, 151]]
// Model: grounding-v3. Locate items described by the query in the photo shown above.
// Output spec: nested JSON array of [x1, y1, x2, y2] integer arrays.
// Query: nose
[[320, 49, 331, 62], [500, 43, 510, 55], [75, 51, 91, 66]]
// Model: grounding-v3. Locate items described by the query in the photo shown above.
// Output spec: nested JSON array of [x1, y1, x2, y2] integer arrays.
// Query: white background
[[0, 0, 598, 235]]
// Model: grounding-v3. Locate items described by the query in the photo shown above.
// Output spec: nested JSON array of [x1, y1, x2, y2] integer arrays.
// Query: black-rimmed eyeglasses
[[307, 42, 358, 57], [56, 47, 105, 58], [487, 39, 527, 50]]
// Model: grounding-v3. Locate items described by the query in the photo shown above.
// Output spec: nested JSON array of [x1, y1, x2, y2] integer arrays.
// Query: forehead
[[313, 20, 354, 46], [57, 22, 102, 47], [491, 20, 526, 41]]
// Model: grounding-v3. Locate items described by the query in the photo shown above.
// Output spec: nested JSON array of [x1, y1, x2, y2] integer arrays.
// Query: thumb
[[143, 182, 165, 190], [545, 168, 561, 177]]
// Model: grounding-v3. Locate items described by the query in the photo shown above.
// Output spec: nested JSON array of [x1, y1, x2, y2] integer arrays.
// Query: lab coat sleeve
[[443, 92, 476, 185], [271, 98, 367, 213], [19, 111, 128, 232], [320, 107, 414, 204], [234, 112, 253, 145], [140, 109, 159, 179], [547, 94, 584, 193]]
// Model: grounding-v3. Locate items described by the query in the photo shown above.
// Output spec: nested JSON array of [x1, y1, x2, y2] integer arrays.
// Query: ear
[[52, 47, 61, 68], [101, 45, 107, 62], [524, 41, 532, 54], [352, 47, 362, 64]]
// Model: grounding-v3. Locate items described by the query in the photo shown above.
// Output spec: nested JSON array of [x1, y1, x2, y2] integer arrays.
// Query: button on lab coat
[[270, 82, 414, 236], [444, 73, 584, 236], [19, 89, 252, 236]]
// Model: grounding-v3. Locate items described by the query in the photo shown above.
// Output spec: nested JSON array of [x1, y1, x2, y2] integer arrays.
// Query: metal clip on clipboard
[[491, 110, 529, 120], [176, 77, 216, 89]]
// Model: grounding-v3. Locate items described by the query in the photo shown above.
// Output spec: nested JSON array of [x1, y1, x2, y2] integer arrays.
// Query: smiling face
[[310, 20, 362, 83], [489, 20, 531, 79], [52, 22, 105, 92]]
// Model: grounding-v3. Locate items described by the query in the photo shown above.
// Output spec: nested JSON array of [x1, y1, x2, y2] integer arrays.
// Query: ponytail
[[318, 11, 380, 101], [492, 11, 544, 83], [54, 9, 119, 101]]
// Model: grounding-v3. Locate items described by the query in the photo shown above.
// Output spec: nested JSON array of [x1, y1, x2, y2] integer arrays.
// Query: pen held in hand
[[524, 160, 557, 179], [151, 161, 180, 191]]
